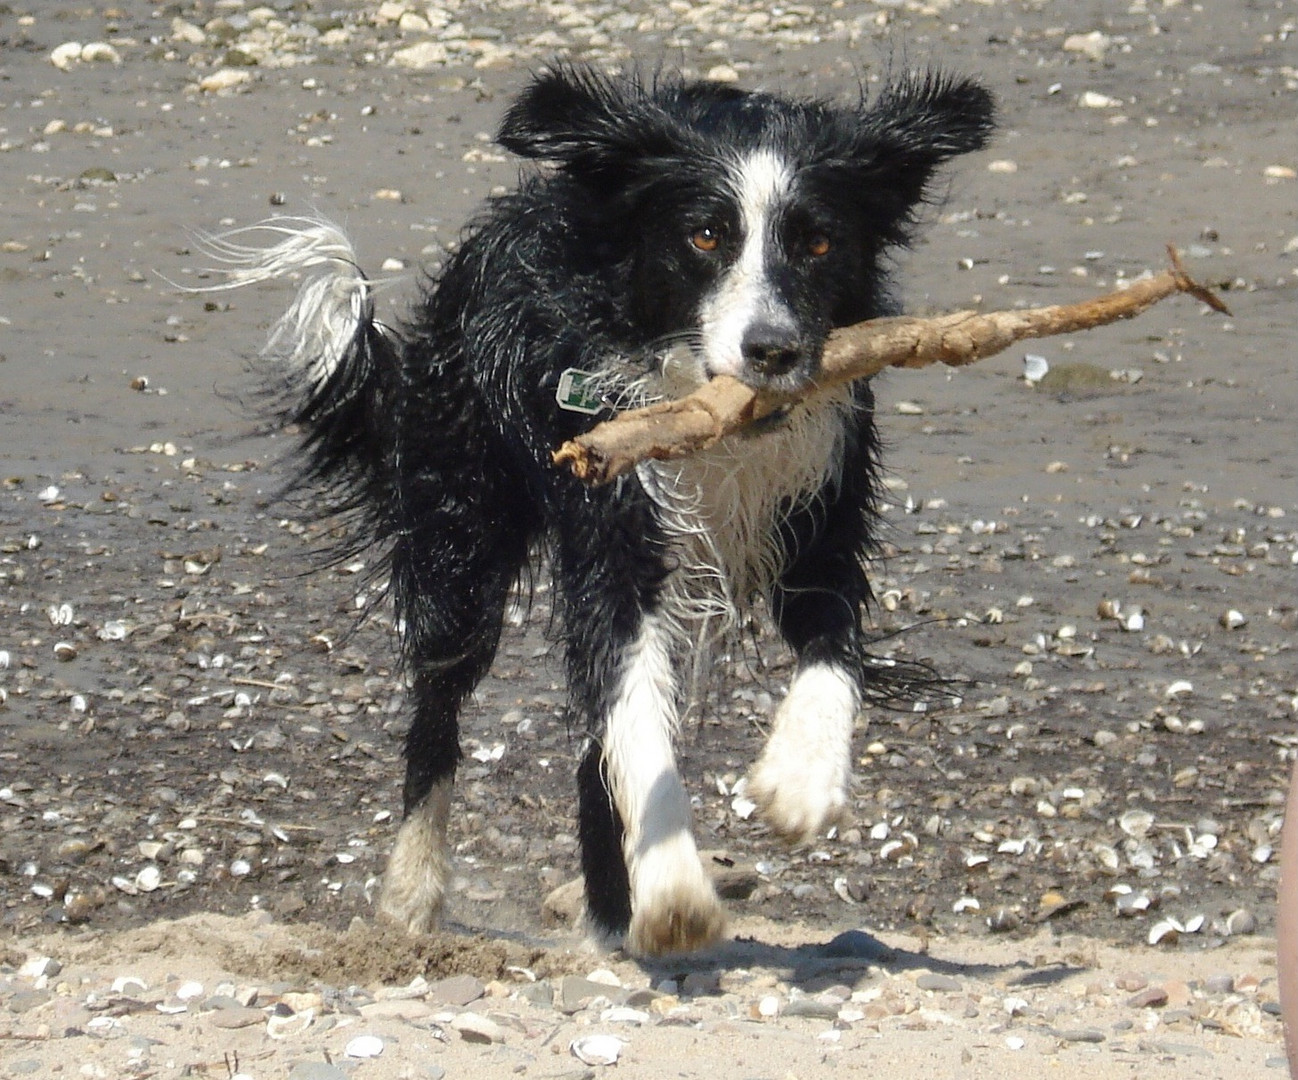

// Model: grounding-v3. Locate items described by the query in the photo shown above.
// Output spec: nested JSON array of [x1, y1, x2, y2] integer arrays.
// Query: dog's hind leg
[[378, 494, 529, 934]]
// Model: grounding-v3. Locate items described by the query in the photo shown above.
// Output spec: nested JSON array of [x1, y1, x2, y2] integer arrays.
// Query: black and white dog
[[207, 66, 993, 955]]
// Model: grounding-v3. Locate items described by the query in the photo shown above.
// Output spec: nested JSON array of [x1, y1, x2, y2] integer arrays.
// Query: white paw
[[747, 745, 849, 843], [377, 782, 451, 934], [626, 835, 727, 956], [747, 664, 857, 844]]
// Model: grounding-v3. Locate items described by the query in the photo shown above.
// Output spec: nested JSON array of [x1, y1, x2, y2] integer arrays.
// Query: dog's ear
[[848, 71, 995, 209], [498, 66, 680, 173]]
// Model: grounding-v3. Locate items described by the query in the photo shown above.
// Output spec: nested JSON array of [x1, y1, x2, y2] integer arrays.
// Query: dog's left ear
[[849, 71, 995, 208], [498, 65, 679, 174]]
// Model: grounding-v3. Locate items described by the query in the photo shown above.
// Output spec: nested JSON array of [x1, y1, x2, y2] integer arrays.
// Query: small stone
[[360, 998, 434, 1021], [783, 997, 840, 1020], [517, 981, 554, 1009], [542, 877, 584, 928], [288, 1064, 350, 1080], [8, 989, 52, 1013], [207, 1006, 266, 1029], [822, 929, 891, 960], [427, 973, 485, 1006], [560, 975, 618, 1012], [451, 1012, 505, 1044], [1226, 908, 1258, 936], [18, 956, 62, 978], [1204, 974, 1235, 995], [1127, 986, 1169, 1009], [1055, 1027, 1105, 1043]]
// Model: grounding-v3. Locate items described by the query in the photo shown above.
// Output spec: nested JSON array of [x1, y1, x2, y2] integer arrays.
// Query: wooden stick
[[553, 247, 1229, 485]]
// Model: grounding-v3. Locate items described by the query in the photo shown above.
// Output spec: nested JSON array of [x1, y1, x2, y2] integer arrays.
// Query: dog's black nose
[[741, 323, 804, 381]]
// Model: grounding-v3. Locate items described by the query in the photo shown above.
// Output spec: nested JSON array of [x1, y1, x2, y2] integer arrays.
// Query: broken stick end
[[1166, 244, 1233, 317]]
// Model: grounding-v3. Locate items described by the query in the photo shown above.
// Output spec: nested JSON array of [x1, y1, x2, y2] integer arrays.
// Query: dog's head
[[499, 66, 994, 393]]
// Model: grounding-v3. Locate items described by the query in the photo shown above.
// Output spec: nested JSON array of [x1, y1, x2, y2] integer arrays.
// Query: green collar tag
[[555, 368, 604, 415]]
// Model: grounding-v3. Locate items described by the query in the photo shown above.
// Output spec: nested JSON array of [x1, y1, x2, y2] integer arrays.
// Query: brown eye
[[690, 226, 722, 253], [807, 234, 831, 258]]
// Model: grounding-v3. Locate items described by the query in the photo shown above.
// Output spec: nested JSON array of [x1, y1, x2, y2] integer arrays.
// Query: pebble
[[427, 973, 485, 1006], [207, 1005, 266, 1029], [288, 1064, 350, 1080], [450, 1011, 506, 1044], [1127, 986, 1170, 1009]]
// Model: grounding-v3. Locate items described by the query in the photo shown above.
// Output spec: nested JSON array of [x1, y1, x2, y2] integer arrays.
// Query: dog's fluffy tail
[[193, 215, 399, 536]]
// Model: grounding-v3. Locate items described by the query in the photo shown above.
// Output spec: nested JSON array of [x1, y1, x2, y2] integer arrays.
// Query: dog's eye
[[690, 226, 723, 253], [807, 234, 831, 258]]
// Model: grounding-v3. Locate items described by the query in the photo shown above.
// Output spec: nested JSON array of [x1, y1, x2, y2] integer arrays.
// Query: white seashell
[[53, 641, 77, 661], [199, 68, 253, 94], [1121, 609, 1145, 632], [1079, 90, 1122, 108], [1005, 1035, 1026, 1051], [731, 795, 757, 820], [570, 1034, 625, 1066], [1219, 609, 1247, 630], [880, 840, 906, 861], [50, 42, 83, 70], [267, 1007, 314, 1039], [1023, 353, 1050, 383], [135, 865, 162, 892], [953, 896, 980, 913], [345, 1035, 384, 1058], [1119, 809, 1155, 838], [1165, 680, 1194, 698], [229, 858, 252, 877], [1252, 844, 1273, 864], [1183, 914, 1205, 933], [1093, 844, 1120, 871], [1148, 918, 1182, 946], [80, 42, 122, 64]]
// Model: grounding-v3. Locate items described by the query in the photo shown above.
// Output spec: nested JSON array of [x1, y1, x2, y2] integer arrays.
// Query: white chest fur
[[637, 389, 855, 640]]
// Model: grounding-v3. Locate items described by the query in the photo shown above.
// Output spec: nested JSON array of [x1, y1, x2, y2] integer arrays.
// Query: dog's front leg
[[584, 612, 726, 955], [747, 433, 875, 844], [747, 662, 860, 844]]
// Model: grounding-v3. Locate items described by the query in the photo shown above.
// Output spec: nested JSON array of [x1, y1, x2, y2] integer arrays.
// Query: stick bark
[[553, 247, 1228, 485]]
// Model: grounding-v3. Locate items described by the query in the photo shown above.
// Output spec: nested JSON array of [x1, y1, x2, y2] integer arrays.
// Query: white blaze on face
[[697, 149, 796, 379]]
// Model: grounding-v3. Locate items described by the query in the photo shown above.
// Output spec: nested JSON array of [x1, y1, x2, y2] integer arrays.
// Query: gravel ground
[[0, 0, 1296, 1075]]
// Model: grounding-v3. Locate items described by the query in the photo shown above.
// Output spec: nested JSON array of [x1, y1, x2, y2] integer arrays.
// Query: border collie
[[203, 65, 993, 955]]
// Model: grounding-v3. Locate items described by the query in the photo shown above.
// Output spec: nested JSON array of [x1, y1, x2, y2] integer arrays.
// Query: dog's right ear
[[498, 66, 680, 173]]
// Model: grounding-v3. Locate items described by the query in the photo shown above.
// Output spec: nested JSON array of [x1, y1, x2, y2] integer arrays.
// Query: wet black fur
[[277, 66, 993, 939]]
